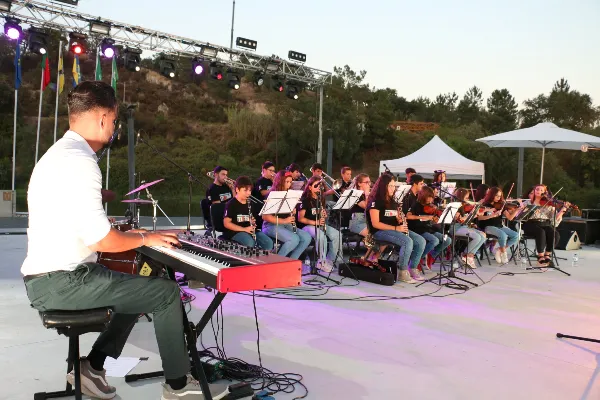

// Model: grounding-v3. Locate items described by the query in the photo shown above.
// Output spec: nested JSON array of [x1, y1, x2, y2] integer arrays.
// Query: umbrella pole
[[540, 147, 546, 183]]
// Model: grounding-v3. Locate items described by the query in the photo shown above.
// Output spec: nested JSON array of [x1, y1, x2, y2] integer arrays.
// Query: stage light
[[90, 21, 111, 36], [0, 1, 12, 12], [100, 38, 115, 58], [124, 47, 142, 71], [265, 58, 280, 73], [227, 70, 240, 90], [27, 27, 49, 55], [209, 62, 223, 80], [192, 57, 204, 75], [200, 45, 218, 58], [3, 18, 22, 41], [69, 32, 87, 54], [288, 50, 306, 63], [236, 37, 257, 51], [253, 71, 264, 86], [286, 84, 299, 100], [53, 0, 79, 5], [272, 78, 284, 93], [159, 55, 176, 78]]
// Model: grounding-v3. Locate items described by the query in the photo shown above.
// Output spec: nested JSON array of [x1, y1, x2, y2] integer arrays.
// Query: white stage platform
[[1, 235, 599, 400]]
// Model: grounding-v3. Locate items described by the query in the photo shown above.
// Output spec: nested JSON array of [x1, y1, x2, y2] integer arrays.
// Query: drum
[[98, 221, 140, 274]]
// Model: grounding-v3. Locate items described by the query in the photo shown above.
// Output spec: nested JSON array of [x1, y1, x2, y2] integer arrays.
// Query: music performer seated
[[453, 188, 487, 269], [261, 171, 311, 259], [287, 163, 307, 182], [252, 161, 275, 201], [223, 176, 273, 250], [347, 173, 371, 237], [21, 81, 223, 400], [405, 167, 416, 185], [206, 165, 233, 204]]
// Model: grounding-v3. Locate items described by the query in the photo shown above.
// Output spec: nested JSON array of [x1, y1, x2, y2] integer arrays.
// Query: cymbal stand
[[144, 186, 175, 231]]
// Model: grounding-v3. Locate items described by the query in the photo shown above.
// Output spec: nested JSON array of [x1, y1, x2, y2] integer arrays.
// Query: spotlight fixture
[[200, 45, 218, 58], [90, 21, 111, 35], [288, 50, 307, 63], [27, 27, 49, 55], [0, 0, 12, 12], [100, 38, 115, 58], [159, 55, 176, 78], [68, 32, 87, 54], [264, 58, 280, 73], [272, 77, 284, 93], [253, 71, 264, 87], [286, 84, 299, 100], [3, 18, 22, 41], [236, 37, 257, 51], [123, 47, 142, 72], [227, 70, 240, 90], [192, 57, 205, 75], [209, 62, 223, 80]]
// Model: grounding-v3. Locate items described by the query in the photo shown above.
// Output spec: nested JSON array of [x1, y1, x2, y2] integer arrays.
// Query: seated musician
[[474, 184, 490, 202], [405, 167, 416, 185], [478, 187, 521, 264], [287, 163, 307, 182], [310, 162, 324, 178], [262, 170, 312, 259], [406, 186, 452, 265], [252, 161, 276, 201], [21, 82, 218, 399], [206, 165, 233, 204], [431, 170, 446, 206], [453, 188, 487, 268], [522, 184, 569, 267], [297, 176, 343, 270], [325, 166, 352, 199], [348, 173, 371, 237], [223, 176, 274, 250], [366, 173, 425, 283]]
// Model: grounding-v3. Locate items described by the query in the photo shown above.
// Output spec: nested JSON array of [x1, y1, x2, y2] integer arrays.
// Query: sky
[[73, 0, 599, 106]]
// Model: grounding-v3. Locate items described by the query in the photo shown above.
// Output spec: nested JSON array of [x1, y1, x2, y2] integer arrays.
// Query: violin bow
[[500, 182, 515, 214], [469, 182, 476, 202]]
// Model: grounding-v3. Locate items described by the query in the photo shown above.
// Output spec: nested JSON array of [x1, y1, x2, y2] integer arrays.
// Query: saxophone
[[247, 201, 256, 243]]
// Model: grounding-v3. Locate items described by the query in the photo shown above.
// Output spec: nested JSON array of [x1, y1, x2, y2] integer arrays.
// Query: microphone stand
[[137, 134, 209, 234]]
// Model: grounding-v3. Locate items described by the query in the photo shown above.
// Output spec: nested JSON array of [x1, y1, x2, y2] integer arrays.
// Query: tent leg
[[540, 147, 545, 183]]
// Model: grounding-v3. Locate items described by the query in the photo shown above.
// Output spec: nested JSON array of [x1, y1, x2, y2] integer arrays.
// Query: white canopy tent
[[379, 135, 485, 181]]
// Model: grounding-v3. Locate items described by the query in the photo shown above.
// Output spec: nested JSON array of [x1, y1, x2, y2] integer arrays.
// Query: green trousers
[[24, 263, 190, 379]]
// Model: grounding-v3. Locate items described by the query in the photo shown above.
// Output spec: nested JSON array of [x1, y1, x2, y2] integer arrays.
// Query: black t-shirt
[[253, 177, 273, 201], [223, 198, 251, 239], [350, 194, 366, 215], [479, 202, 502, 228], [402, 190, 418, 215], [207, 183, 232, 203], [297, 196, 320, 229], [366, 198, 400, 234], [407, 202, 434, 234]]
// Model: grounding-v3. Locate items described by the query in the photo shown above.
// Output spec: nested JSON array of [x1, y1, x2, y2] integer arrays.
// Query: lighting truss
[[0, 0, 332, 86]]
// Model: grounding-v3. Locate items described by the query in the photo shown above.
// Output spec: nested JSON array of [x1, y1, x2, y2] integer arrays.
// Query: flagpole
[[34, 64, 44, 165], [53, 41, 62, 143], [12, 89, 18, 192]]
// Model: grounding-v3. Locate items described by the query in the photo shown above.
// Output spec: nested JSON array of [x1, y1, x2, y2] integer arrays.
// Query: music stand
[[394, 184, 411, 203], [331, 189, 364, 269], [259, 190, 303, 255], [511, 204, 538, 267], [453, 203, 485, 284]]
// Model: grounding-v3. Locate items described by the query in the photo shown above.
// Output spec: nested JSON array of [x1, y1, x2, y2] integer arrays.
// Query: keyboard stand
[[125, 267, 225, 400]]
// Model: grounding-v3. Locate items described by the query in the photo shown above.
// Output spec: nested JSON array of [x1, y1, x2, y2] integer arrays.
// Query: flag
[[41, 54, 51, 90], [72, 54, 81, 87], [111, 56, 118, 96], [95, 51, 102, 81], [14, 39, 22, 90], [57, 50, 64, 94]]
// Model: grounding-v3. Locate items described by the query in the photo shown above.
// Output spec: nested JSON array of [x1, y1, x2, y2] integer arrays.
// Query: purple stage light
[[6, 26, 20, 40], [194, 65, 203, 75], [103, 46, 115, 58]]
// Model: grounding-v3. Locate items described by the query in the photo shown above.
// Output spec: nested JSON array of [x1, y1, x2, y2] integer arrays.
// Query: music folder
[[259, 190, 303, 216], [438, 202, 461, 225], [333, 189, 364, 211]]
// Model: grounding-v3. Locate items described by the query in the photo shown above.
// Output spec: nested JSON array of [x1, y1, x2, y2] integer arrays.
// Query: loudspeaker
[[556, 230, 581, 250]]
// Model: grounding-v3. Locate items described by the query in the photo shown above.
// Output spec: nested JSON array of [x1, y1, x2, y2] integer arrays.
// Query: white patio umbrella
[[476, 122, 600, 183]]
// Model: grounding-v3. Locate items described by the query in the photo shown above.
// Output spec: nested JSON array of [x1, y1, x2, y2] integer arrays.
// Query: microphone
[[383, 163, 391, 173]]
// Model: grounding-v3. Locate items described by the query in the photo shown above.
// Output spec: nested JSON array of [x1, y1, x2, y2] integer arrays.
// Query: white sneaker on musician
[[494, 249, 503, 264], [66, 359, 116, 399], [409, 268, 425, 281], [501, 251, 509, 264], [161, 376, 229, 400], [398, 270, 417, 284], [463, 256, 477, 269]]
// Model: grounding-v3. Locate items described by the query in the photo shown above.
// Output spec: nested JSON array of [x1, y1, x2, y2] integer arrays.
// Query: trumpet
[[320, 171, 342, 194], [207, 171, 236, 187]]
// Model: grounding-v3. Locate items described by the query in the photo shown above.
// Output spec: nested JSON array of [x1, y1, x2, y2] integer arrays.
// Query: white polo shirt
[[21, 130, 112, 275]]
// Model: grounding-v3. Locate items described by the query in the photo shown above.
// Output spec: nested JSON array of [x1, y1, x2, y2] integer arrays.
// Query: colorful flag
[[57, 49, 64, 95], [111, 55, 118, 96], [72, 54, 81, 87], [95, 51, 102, 81], [14, 39, 22, 90], [41, 54, 51, 90]]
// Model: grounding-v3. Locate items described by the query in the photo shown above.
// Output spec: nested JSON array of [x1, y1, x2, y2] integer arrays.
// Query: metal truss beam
[[1, 0, 332, 86]]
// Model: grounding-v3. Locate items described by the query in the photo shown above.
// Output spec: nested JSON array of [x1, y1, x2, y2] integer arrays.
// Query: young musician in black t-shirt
[[206, 166, 233, 204], [261, 170, 311, 259], [252, 161, 276, 201], [347, 173, 371, 237], [405, 168, 416, 185], [223, 176, 273, 250], [478, 187, 521, 264], [297, 176, 343, 270], [366, 173, 425, 284], [453, 188, 487, 269]]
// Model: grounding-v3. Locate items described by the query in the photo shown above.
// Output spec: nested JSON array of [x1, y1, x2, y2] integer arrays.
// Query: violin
[[492, 201, 520, 211], [539, 196, 579, 211], [423, 203, 443, 223]]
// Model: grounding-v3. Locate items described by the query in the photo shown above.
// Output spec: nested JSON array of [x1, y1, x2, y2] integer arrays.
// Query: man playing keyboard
[[21, 81, 224, 400]]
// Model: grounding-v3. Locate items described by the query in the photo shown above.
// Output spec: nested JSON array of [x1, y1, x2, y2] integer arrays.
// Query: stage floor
[[1, 235, 599, 400]]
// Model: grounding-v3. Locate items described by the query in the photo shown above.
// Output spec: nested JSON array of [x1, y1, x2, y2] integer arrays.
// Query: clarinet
[[247, 201, 257, 243], [291, 212, 297, 233], [397, 201, 409, 236]]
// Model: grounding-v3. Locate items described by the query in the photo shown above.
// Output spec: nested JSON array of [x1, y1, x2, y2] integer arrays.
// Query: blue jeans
[[421, 231, 451, 258], [407, 230, 426, 267], [302, 225, 343, 265], [373, 229, 424, 270], [456, 226, 486, 254], [484, 226, 518, 249], [262, 222, 311, 259], [349, 213, 367, 235], [231, 231, 274, 250]]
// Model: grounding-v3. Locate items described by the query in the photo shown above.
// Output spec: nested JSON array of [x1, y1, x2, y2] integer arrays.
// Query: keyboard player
[[21, 81, 225, 400]]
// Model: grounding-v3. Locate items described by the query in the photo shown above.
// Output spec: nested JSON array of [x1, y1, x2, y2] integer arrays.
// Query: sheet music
[[259, 190, 303, 216], [394, 184, 411, 203], [333, 189, 364, 210]]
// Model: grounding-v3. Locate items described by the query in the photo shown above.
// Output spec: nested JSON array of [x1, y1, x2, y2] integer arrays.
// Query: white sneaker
[[161, 376, 229, 400], [501, 252, 509, 264], [464, 256, 477, 269], [409, 268, 425, 281], [494, 249, 503, 263], [398, 270, 417, 284]]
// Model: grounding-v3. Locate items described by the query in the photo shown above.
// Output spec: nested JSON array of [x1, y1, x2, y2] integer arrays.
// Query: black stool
[[34, 308, 113, 400]]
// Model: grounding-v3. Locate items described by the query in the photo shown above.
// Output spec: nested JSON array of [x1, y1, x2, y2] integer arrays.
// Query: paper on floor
[[104, 357, 141, 378]]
